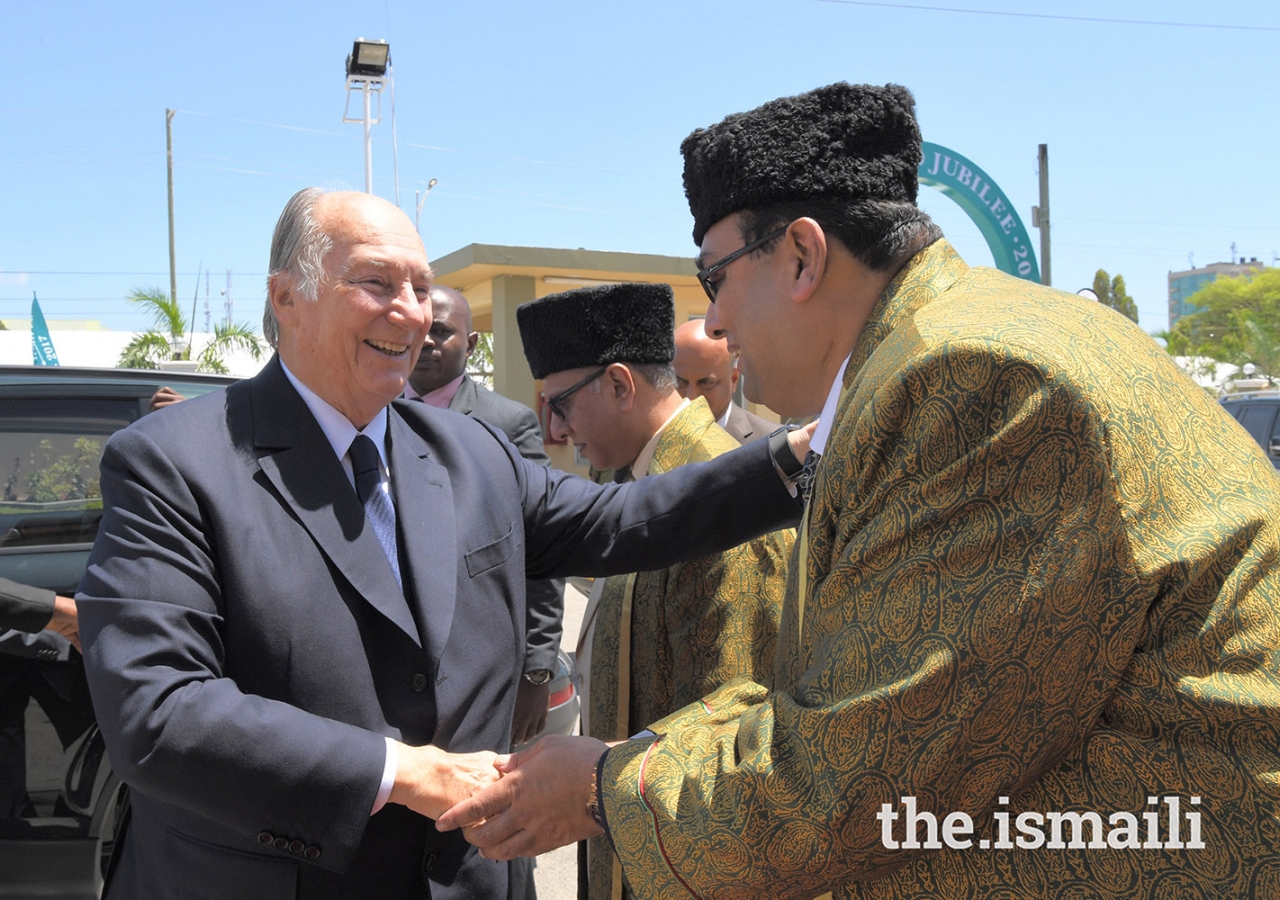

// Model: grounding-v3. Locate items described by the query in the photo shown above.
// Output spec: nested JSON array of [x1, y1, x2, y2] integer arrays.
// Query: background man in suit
[[672, 318, 774, 444], [78, 187, 803, 900], [0, 579, 79, 650], [442, 82, 1280, 899], [517, 283, 791, 900], [406, 285, 564, 749], [0, 578, 85, 817]]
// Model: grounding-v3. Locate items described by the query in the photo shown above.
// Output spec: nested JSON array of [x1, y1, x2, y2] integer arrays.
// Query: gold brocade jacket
[[600, 240, 1280, 899], [586, 397, 793, 900]]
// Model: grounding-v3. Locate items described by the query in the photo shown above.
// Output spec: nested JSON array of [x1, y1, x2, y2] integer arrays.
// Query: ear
[[464, 331, 479, 359], [783, 217, 827, 304], [268, 272, 298, 326], [606, 363, 637, 413]]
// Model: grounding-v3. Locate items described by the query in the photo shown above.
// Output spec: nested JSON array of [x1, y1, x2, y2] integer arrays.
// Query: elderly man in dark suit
[[672, 318, 774, 444], [77, 187, 802, 900], [406, 286, 563, 750]]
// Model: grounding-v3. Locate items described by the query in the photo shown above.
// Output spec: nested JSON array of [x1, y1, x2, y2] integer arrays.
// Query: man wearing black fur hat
[[516, 281, 791, 900], [441, 83, 1280, 898]]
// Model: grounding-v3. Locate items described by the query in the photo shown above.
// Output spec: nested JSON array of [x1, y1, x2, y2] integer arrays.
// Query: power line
[[806, 0, 1280, 32], [2, 271, 267, 277]]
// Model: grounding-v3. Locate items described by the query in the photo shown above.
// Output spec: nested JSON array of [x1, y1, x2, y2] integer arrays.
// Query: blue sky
[[3, 0, 1276, 338]]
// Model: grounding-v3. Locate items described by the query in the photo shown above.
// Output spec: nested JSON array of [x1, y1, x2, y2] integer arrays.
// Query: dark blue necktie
[[348, 434, 401, 589]]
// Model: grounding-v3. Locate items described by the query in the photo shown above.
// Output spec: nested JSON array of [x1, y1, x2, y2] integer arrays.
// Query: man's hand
[[787, 419, 818, 461], [387, 742, 501, 821], [46, 594, 81, 652], [510, 680, 550, 746], [149, 386, 186, 412], [436, 734, 609, 859]]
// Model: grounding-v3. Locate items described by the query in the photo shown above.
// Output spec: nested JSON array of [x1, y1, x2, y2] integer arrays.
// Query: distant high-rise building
[[1169, 258, 1266, 328]]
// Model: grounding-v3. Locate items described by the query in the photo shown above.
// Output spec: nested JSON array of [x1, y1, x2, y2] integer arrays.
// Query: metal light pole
[[166, 109, 178, 306], [342, 40, 390, 195], [415, 179, 438, 234], [1030, 143, 1051, 287]]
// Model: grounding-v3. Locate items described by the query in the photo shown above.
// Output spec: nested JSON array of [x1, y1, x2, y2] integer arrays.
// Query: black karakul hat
[[517, 282, 675, 380], [681, 82, 922, 244]]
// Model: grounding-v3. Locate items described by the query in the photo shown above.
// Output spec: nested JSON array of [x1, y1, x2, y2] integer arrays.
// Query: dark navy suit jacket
[[445, 374, 562, 676], [78, 356, 796, 899]]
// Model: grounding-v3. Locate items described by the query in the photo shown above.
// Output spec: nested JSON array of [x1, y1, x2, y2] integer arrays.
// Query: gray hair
[[263, 187, 333, 349], [631, 362, 677, 394]]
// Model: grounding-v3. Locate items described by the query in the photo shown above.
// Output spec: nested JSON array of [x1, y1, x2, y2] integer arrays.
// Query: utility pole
[[166, 108, 178, 306], [1032, 143, 1051, 287]]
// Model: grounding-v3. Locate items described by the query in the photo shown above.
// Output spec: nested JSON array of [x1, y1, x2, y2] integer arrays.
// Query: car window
[[1237, 405, 1277, 452], [0, 397, 137, 549]]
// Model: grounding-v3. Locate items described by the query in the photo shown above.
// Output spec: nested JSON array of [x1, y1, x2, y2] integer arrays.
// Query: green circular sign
[[919, 142, 1040, 283]]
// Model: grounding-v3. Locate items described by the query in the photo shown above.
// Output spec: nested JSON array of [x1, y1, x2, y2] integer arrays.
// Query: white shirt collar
[[279, 359, 390, 486], [810, 354, 850, 456], [716, 404, 731, 429]]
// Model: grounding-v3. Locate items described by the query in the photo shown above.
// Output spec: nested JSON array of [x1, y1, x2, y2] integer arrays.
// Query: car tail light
[[548, 683, 575, 709]]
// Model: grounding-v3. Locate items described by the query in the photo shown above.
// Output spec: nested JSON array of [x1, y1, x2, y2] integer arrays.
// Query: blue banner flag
[[31, 292, 60, 366]]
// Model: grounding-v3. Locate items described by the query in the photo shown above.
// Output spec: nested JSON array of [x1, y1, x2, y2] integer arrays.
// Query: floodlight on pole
[[342, 39, 390, 194]]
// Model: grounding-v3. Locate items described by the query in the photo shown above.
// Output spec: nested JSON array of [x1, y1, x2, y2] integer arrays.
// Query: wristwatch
[[768, 425, 804, 480], [522, 668, 553, 686]]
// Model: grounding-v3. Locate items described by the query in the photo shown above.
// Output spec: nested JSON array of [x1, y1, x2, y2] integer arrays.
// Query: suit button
[[411, 673, 428, 692], [258, 831, 274, 845], [304, 845, 321, 860], [289, 840, 305, 854], [273, 837, 290, 850], [423, 851, 437, 873]]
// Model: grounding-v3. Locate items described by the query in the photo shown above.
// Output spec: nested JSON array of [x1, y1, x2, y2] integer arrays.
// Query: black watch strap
[[768, 426, 804, 479]]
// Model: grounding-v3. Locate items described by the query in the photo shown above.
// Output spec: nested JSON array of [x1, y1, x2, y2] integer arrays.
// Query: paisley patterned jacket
[[600, 240, 1280, 899], [587, 397, 793, 900]]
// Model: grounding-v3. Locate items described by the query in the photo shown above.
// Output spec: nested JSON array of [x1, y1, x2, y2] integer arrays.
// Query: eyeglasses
[[544, 366, 608, 421], [696, 225, 789, 303]]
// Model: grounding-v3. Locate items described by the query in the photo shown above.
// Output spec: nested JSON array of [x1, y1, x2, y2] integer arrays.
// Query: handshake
[[389, 734, 614, 859]]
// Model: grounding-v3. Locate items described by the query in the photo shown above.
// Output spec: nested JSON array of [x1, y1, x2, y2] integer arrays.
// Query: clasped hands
[[390, 735, 611, 859]]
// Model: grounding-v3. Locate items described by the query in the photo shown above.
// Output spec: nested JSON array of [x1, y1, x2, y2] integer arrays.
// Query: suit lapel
[[387, 409, 457, 667], [447, 375, 476, 415], [251, 359, 422, 648]]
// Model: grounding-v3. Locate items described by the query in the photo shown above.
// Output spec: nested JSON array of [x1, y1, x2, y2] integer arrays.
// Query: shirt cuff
[[372, 737, 398, 815]]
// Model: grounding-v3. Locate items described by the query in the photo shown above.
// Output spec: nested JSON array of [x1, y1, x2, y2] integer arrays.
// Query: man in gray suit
[[672, 318, 775, 444], [77, 188, 802, 900], [406, 286, 564, 750]]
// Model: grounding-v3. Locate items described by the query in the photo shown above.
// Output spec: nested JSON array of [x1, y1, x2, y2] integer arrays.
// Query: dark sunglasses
[[695, 225, 789, 303], [544, 366, 608, 421]]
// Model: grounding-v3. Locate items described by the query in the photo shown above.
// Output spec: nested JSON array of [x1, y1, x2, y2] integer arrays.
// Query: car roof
[[0, 365, 239, 398], [1221, 392, 1280, 404]]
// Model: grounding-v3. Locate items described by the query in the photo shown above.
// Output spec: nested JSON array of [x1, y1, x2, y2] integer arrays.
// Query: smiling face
[[272, 191, 432, 428]]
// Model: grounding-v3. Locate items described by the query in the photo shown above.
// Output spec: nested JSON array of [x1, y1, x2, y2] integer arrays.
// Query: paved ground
[[531, 577, 590, 900]]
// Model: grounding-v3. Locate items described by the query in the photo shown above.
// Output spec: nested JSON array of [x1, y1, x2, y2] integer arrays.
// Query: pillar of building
[[490, 274, 539, 414]]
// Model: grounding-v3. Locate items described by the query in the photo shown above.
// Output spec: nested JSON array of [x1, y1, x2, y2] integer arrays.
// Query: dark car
[[0, 365, 577, 898], [1219, 391, 1280, 470]]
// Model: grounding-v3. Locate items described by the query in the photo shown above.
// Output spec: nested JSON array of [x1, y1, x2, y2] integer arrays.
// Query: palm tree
[[118, 287, 264, 373]]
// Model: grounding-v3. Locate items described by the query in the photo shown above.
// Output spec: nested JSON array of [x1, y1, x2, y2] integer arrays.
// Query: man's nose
[[703, 303, 726, 339], [390, 283, 428, 330], [548, 411, 570, 443]]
